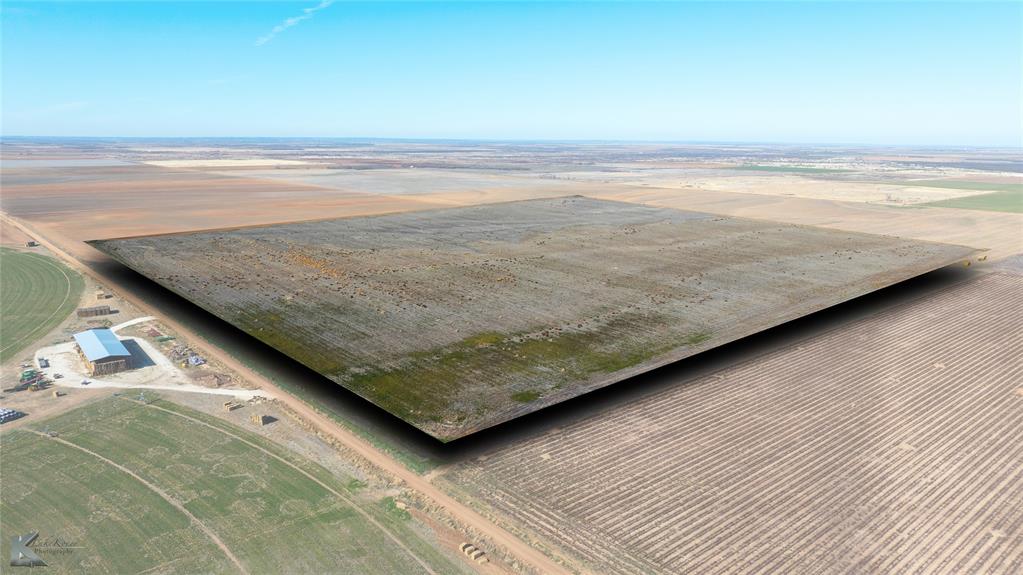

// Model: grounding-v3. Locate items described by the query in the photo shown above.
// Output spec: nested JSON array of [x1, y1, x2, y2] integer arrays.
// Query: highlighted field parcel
[[89, 197, 978, 440]]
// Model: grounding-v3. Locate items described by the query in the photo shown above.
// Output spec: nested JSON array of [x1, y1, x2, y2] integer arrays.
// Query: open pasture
[[442, 270, 1023, 574], [0, 396, 464, 574], [91, 196, 975, 440]]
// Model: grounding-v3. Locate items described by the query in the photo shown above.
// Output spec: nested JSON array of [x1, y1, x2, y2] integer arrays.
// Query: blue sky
[[2, 1, 1020, 145]]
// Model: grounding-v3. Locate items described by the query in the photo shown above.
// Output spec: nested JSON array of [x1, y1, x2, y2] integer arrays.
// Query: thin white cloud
[[40, 101, 90, 115], [255, 0, 335, 46]]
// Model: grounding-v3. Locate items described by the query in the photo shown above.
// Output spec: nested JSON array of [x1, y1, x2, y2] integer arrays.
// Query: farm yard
[[90, 197, 975, 440], [440, 270, 1023, 574], [0, 247, 84, 362], [0, 395, 468, 574]]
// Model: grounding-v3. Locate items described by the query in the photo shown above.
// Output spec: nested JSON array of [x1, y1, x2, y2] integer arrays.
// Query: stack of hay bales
[[458, 542, 489, 564]]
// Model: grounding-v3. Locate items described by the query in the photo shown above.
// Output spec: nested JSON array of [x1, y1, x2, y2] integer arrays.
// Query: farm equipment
[[6, 374, 50, 393], [171, 344, 206, 367]]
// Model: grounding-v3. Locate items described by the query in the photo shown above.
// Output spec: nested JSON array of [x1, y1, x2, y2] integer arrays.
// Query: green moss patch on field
[[511, 390, 541, 403], [921, 190, 1023, 213], [339, 312, 711, 428], [240, 306, 349, 375], [464, 332, 505, 347], [0, 248, 84, 362], [686, 331, 712, 345]]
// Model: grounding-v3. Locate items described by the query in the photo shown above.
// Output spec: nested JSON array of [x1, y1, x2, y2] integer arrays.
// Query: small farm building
[[73, 328, 132, 375]]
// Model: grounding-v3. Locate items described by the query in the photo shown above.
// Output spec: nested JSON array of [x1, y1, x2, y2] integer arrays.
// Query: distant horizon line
[[1, 134, 1019, 150]]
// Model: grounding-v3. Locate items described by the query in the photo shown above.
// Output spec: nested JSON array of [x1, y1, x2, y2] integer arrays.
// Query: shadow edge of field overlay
[[84, 196, 983, 444], [83, 248, 986, 463]]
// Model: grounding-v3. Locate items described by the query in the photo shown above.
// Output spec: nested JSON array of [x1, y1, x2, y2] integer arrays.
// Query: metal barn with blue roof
[[73, 328, 132, 375]]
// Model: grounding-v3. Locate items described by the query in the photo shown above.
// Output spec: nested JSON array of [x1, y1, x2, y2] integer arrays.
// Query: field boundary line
[[24, 429, 249, 575], [127, 397, 438, 575]]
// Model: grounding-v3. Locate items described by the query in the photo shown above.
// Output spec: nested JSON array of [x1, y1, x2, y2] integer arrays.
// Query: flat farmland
[[593, 171, 1005, 205], [0, 247, 85, 362], [206, 167, 586, 196], [590, 186, 1023, 260], [91, 197, 975, 440], [440, 271, 1023, 574], [924, 190, 1023, 214], [0, 162, 446, 252], [3, 151, 1020, 268], [0, 396, 466, 574]]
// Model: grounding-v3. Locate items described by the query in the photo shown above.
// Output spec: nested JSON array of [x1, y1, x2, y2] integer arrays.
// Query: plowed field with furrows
[[443, 271, 1023, 574]]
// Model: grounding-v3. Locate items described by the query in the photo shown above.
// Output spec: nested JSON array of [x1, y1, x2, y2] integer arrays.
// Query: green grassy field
[[730, 164, 853, 174], [895, 180, 1023, 193], [922, 190, 1023, 213], [0, 396, 464, 574], [0, 248, 84, 362]]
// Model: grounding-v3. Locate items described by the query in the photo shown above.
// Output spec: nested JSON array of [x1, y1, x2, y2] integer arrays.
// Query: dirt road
[[1, 212, 573, 575]]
